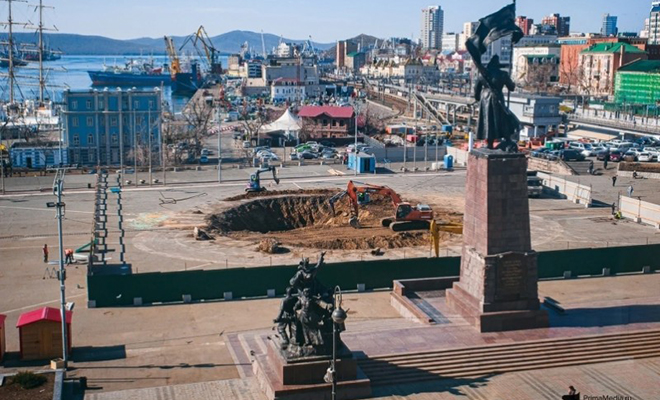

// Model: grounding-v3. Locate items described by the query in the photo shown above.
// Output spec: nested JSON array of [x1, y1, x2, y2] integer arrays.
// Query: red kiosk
[[17, 307, 72, 361]]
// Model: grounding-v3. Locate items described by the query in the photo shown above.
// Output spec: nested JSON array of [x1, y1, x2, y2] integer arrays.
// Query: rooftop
[[617, 59, 660, 73], [581, 42, 645, 54], [17, 306, 73, 328], [298, 105, 354, 119]]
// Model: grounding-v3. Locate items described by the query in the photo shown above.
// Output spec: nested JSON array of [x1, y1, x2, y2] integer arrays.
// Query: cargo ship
[[88, 59, 173, 87]]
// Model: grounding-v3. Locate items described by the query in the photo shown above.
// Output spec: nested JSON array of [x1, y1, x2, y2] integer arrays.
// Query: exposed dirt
[[208, 190, 462, 251], [0, 373, 54, 400]]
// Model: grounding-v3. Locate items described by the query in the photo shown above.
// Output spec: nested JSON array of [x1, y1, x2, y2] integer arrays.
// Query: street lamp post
[[329, 286, 347, 400], [48, 170, 69, 369], [353, 101, 360, 176]]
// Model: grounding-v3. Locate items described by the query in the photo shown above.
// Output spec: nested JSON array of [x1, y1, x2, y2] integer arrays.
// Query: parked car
[[638, 152, 653, 162], [321, 152, 336, 160], [300, 151, 318, 159], [358, 146, 373, 154], [569, 142, 596, 157], [290, 152, 299, 161], [200, 155, 209, 164], [545, 150, 560, 161], [527, 176, 543, 198], [596, 150, 610, 161], [531, 148, 552, 158], [559, 149, 585, 161], [242, 141, 251, 149], [609, 150, 623, 162]]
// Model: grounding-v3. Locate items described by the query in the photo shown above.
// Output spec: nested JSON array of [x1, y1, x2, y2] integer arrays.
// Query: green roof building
[[615, 60, 660, 105]]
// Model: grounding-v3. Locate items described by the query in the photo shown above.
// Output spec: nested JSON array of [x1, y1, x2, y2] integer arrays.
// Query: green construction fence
[[87, 244, 660, 307]]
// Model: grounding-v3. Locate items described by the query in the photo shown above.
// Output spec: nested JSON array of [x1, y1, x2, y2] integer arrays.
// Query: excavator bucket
[[349, 216, 361, 229]]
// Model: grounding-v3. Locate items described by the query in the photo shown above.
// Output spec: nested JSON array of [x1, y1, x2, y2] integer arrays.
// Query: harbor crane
[[180, 25, 222, 74], [163, 35, 181, 76]]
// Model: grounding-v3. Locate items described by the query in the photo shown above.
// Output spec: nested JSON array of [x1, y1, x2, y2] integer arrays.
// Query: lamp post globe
[[332, 307, 347, 324]]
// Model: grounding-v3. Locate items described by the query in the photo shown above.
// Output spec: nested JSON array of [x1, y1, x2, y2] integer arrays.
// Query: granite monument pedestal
[[446, 149, 549, 332], [253, 339, 371, 400]]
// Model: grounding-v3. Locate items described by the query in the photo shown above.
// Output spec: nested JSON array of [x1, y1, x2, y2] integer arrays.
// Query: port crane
[[180, 25, 222, 74], [163, 35, 181, 76]]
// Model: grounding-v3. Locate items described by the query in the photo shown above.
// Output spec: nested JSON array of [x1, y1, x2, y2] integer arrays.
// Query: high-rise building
[[458, 21, 478, 51], [541, 13, 571, 37], [650, 1, 660, 45], [515, 16, 534, 36], [641, 18, 650, 38], [336, 40, 358, 69], [420, 6, 444, 50], [442, 33, 459, 52], [601, 14, 618, 36]]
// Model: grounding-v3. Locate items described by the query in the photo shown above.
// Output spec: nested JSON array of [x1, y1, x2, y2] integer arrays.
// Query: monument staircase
[[357, 329, 660, 386]]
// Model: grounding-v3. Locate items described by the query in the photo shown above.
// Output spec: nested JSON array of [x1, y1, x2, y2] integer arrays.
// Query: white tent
[[260, 109, 302, 134]]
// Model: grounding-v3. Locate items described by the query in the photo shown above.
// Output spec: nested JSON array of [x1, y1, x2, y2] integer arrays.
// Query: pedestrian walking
[[611, 202, 616, 216], [588, 161, 594, 175], [628, 185, 634, 197], [603, 157, 608, 170], [611, 175, 617, 187], [42, 244, 49, 263]]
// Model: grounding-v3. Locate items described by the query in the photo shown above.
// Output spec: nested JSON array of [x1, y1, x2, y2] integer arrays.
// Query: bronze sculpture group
[[274, 252, 345, 358]]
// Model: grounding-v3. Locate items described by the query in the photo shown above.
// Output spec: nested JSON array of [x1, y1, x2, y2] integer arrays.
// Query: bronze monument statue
[[274, 251, 344, 359], [466, 2, 524, 152]]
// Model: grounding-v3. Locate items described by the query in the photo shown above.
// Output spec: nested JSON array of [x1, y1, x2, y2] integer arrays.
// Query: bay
[[0, 55, 230, 113]]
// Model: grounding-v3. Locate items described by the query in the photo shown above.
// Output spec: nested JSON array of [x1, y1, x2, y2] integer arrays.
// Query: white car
[[638, 152, 653, 162], [643, 147, 659, 159]]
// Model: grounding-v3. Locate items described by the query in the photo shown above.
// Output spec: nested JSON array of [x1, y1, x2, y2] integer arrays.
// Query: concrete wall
[[619, 194, 660, 229], [528, 157, 575, 175], [446, 147, 469, 166], [537, 172, 593, 207], [88, 244, 660, 308]]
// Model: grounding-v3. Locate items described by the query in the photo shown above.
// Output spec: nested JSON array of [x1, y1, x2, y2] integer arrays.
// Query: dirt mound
[[207, 193, 460, 251], [224, 189, 338, 202]]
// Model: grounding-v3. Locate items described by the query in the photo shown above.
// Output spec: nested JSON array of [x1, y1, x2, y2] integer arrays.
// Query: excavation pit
[[207, 192, 462, 251]]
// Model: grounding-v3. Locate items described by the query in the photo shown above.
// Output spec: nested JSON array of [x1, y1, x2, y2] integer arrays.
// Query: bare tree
[[520, 62, 557, 94], [297, 118, 321, 143], [181, 97, 215, 164]]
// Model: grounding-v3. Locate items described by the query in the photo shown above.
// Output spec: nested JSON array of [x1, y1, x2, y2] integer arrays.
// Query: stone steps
[[358, 329, 660, 386]]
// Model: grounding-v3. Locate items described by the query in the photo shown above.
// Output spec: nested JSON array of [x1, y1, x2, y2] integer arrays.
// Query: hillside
[[1, 31, 333, 56]]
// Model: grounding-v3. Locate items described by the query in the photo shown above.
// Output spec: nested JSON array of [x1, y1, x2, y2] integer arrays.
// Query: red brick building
[[297, 106, 355, 138]]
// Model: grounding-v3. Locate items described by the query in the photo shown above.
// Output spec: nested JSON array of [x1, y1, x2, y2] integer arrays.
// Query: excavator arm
[[256, 166, 280, 184], [330, 181, 404, 229]]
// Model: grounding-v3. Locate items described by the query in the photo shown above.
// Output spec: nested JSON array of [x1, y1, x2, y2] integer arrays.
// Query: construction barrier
[[619, 194, 660, 229], [446, 147, 469, 166], [87, 244, 660, 307], [537, 172, 592, 207]]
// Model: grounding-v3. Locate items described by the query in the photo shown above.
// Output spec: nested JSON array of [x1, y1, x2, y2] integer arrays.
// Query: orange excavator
[[329, 181, 435, 231]]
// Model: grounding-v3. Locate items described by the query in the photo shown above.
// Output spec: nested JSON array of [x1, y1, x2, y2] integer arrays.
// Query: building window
[[86, 100, 92, 109], [88, 134, 95, 145], [100, 134, 106, 144], [136, 115, 144, 125], [99, 99, 105, 109], [72, 117, 79, 127], [134, 100, 139, 109], [123, 116, 128, 125], [111, 117, 118, 126], [322, 119, 328, 126], [111, 134, 118, 144], [148, 100, 154, 109], [71, 100, 78, 110], [72, 134, 80, 145], [86, 117, 94, 126]]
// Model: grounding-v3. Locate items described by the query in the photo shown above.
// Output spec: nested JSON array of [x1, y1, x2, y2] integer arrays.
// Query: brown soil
[[208, 190, 462, 251], [0, 373, 54, 400]]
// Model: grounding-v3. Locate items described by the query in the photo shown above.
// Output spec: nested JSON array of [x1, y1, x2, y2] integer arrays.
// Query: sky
[[3, 0, 655, 42]]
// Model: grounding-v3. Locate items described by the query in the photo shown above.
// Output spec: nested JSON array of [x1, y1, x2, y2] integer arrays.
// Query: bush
[[11, 371, 47, 389]]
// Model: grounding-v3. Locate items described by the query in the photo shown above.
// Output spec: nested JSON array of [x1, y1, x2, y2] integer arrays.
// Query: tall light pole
[[326, 286, 347, 400], [353, 101, 359, 176], [216, 105, 222, 183], [48, 169, 69, 369]]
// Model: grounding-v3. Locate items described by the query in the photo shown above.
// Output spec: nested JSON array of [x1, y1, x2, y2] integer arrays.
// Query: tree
[[187, 99, 215, 164], [520, 61, 557, 94]]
